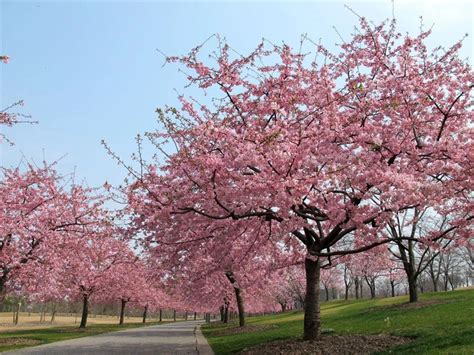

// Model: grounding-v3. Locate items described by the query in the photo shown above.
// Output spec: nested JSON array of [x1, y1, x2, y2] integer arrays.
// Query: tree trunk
[[365, 278, 376, 299], [173, 309, 176, 322], [159, 308, 162, 322], [13, 302, 20, 325], [0, 268, 9, 312], [194, 312, 197, 320], [142, 305, 148, 324], [220, 305, 224, 322], [354, 278, 360, 299], [408, 273, 418, 302], [418, 278, 424, 293], [223, 301, 229, 323], [50, 303, 56, 323], [397, 239, 419, 302], [324, 284, 329, 301], [0, 284, 5, 313], [448, 275, 455, 291], [407, 241, 418, 302], [119, 299, 127, 325], [303, 257, 321, 341], [390, 280, 395, 297], [79, 295, 89, 328], [235, 286, 245, 327], [343, 266, 351, 301], [429, 263, 439, 292], [225, 271, 246, 327]]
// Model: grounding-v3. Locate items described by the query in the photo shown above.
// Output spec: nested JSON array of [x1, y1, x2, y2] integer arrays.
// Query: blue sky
[[1, 0, 472, 188]]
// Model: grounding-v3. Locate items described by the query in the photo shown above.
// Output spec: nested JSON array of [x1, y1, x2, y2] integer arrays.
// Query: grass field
[[0, 312, 182, 332], [0, 315, 176, 352], [202, 288, 474, 354]]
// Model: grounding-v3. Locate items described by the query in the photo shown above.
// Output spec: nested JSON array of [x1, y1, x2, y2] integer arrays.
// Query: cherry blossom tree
[[1, 56, 155, 326], [320, 267, 343, 301], [10, 258, 70, 322], [0, 165, 103, 305], [344, 246, 394, 299], [387, 203, 472, 301], [0, 163, 138, 329], [59, 230, 134, 328], [125, 16, 473, 340], [96, 258, 154, 325], [137, 218, 293, 326], [267, 266, 304, 312], [385, 264, 405, 297]]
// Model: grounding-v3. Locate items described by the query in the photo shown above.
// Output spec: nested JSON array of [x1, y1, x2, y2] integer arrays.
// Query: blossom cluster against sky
[[1, 0, 472, 187]]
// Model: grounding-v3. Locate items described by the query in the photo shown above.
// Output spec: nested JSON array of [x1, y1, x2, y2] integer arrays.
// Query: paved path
[[3, 320, 213, 355]]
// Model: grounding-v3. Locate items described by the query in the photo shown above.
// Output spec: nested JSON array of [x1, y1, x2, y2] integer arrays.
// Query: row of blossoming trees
[[1, 14, 472, 340], [0, 156, 171, 327], [0, 57, 294, 327], [122, 16, 472, 340], [0, 60, 177, 328]]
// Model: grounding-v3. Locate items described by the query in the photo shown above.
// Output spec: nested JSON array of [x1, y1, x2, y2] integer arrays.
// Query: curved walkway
[[3, 320, 213, 355]]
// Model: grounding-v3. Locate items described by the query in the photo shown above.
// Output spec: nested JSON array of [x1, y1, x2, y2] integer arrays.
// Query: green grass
[[0, 320, 172, 352], [202, 288, 474, 354]]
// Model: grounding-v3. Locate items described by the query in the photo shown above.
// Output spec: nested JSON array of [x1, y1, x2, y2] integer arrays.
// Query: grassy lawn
[[0, 320, 172, 352], [202, 288, 474, 354]]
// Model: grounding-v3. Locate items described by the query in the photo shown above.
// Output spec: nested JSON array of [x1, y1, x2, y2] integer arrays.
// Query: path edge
[[194, 324, 214, 355]]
